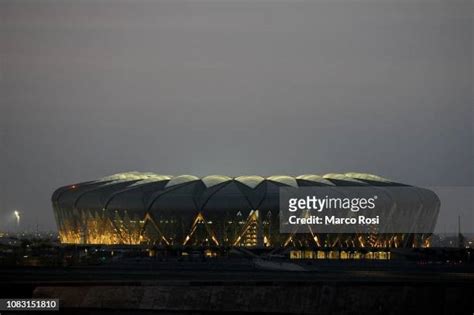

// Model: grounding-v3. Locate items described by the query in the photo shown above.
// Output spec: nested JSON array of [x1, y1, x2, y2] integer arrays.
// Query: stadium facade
[[52, 172, 439, 252]]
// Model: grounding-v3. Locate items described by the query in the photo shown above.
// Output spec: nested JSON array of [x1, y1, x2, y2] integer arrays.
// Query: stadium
[[52, 172, 439, 258]]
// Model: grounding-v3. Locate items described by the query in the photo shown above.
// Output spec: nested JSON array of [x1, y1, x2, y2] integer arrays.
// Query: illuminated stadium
[[52, 172, 439, 256]]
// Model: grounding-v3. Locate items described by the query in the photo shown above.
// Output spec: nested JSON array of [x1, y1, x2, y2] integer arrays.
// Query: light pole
[[14, 210, 20, 229]]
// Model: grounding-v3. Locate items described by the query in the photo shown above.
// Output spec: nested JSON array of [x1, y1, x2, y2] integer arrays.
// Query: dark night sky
[[1, 0, 472, 232]]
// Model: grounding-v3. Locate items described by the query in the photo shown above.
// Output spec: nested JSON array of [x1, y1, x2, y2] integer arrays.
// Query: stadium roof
[[51, 171, 413, 213]]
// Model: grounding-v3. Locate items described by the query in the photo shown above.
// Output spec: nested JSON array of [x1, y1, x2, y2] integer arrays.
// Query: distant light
[[13, 210, 20, 226], [71, 185, 76, 189]]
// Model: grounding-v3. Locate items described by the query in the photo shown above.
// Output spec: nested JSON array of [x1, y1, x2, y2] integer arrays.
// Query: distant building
[[52, 172, 439, 249]]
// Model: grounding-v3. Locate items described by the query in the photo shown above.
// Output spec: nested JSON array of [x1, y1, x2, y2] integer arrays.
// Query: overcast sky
[[1, 0, 472, 232]]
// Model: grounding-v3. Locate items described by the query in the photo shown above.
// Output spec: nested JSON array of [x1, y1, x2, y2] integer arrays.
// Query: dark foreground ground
[[1, 259, 474, 315]]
